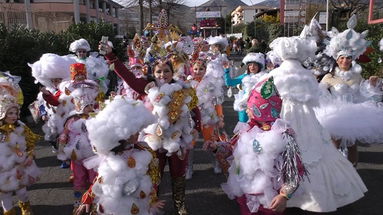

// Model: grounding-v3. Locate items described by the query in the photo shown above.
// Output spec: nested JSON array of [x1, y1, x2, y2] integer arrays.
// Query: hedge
[[0, 22, 125, 117]]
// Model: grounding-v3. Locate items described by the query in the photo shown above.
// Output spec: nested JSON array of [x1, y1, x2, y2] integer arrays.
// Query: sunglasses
[[77, 50, 87, 53]]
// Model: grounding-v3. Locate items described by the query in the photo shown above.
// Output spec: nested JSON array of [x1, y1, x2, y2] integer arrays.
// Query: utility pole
[[326, 0, 329, 31], [149, 0, 152, 24], [139, 0, 144, 35]]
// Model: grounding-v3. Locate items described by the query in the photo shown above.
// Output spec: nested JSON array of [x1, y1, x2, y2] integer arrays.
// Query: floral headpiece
[[0, 95, 19, 120], [70, 63, 87, 80]]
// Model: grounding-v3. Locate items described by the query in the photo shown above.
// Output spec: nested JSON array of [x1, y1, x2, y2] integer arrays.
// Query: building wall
[[0, 1, 122, 34], [243, 9, 256, 24]]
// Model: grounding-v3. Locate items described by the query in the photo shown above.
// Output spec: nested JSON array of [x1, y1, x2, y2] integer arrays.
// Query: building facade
[[0, 0, 123, 34]]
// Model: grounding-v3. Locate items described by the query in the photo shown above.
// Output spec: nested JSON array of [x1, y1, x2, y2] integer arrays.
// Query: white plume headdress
[[69, 38, 91, 53], [28, 53, 75, 88], [324, 15, 370, 60], [86, 97, 157, 155], [269, 36, 317, 62], [206, 36, 228, 48]]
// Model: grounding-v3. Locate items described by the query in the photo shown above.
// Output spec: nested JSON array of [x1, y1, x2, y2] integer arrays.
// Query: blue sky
[[184, 0, 263, 7]]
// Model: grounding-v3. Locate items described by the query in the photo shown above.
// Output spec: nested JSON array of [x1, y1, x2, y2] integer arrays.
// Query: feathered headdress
[[324, 15, 371, 60]]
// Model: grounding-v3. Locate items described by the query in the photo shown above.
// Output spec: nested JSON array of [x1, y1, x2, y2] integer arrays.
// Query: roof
[[253, 0, 280, 8], [199, 0, 247, 8]]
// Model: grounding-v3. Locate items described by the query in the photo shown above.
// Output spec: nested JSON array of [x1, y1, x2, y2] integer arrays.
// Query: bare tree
[[330, 0, 368, 18], [158, 0, 185, 23]]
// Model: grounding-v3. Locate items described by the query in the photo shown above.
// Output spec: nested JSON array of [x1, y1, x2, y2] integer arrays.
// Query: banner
[[196, 11, 221, 18]]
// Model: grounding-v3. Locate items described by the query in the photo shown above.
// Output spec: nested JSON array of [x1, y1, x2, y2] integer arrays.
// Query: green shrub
[[0, 22, 125, 117]]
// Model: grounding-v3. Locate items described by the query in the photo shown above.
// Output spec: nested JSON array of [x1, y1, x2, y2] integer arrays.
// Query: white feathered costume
[[268, 36, 367, 212], [29, 53, 75, 142]]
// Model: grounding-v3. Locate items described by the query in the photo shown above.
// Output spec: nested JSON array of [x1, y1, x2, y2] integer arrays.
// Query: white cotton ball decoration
[[86, 97, 156, 155], [270, 36, 317, 62]]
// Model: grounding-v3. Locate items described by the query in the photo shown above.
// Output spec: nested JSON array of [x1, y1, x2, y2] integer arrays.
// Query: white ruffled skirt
[[282, 100, 367, 212], [315, 99, 383, 147]]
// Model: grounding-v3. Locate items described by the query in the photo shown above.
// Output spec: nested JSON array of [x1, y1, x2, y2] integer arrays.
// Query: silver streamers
[[279, 129, 309, 197]]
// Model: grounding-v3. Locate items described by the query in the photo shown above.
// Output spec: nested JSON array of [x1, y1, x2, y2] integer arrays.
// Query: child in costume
[[224, 52, 268, 127], [103, 41, 200, 214], [68, 38, 110, 93], [28, 53, 75, 161], [58, 86, 98, 209], [0, 94, 41, 215], [185, 57, 222, 178], [268, 35, 367, 213], [206, 77, 307, 215], [75, 96, 163, 215]]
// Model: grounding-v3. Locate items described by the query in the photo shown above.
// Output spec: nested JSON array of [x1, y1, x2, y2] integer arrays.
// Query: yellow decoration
[[23, 125, 41, 155], [184, 88, 198, 110], [131, 203, 140, 215], [0, 123, 16, 142], [127, 157, 136, 168], [135, 144, 160, 186], [167, 90, 186, 124]]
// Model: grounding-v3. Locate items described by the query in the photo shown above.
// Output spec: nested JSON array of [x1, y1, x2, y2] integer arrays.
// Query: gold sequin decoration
[[184, 88, 198, 110], [23, 125, 41, 154], [131, 203, 140, 215], [127, 157, 136, 168], [167, 90, 186, 124]]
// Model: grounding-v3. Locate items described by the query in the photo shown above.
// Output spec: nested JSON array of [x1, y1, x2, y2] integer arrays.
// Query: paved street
[[18, 97, 383, 215]]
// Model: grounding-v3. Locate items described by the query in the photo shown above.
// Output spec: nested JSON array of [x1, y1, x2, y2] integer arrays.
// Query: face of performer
[[74, 74, 86, 82], [210, 44, 221, 53], [76, 49, 88, 59], [247, 62, 260, 74], [51, 78, 63, 88], [154, 63, 173, 85], [192, 63, 206, 80], [337, 55, 352, 71], [4, 107, 18, 124]]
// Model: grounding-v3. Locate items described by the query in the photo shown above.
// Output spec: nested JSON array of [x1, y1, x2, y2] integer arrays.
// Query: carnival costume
[[225, 52, 268, 126], [68, 38, 110, 93], [28, 54, 75, 145], [267, 36, 367, 212], [104, 14, 200, 213], [57, 84, 99, 207], [216, 77, 308, 215], [80, 97, 161, 215], [0, 94, 41, 215], [314, 15, 383, 151]]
